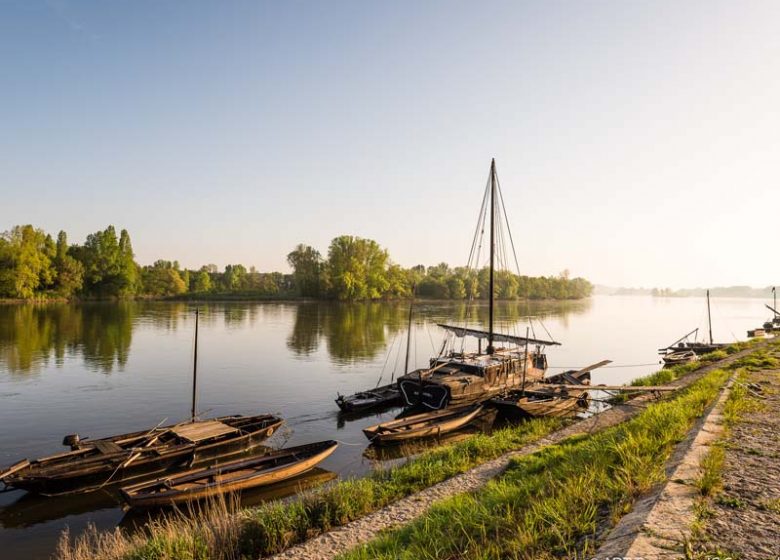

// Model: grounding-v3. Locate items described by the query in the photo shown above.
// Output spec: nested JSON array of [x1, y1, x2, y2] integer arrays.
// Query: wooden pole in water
[[706, 290, 713, 345], [521, 326, 529, 393], [192, 308, 199, 422], [403, 294, 414, 376], [487, 158, 496, 355]]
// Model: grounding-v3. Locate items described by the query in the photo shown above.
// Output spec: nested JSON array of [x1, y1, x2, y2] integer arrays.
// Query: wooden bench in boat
[[92, 440, 124, 455], [170, 420, 238, 443]]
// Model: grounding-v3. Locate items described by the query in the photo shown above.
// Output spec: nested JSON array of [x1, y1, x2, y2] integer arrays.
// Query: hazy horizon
[[2, 1, 779, 288]]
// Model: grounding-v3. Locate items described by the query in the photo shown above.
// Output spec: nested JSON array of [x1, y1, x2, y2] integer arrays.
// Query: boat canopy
[[437, 324, 561, 346]]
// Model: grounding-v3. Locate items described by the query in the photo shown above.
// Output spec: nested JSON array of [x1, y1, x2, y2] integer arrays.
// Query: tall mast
[[403, 292, 414, 376], [191, 308, 199, 422], [774, 287, 777, 318], [706, 290, 713, 345], [487, 158, 496, 355]]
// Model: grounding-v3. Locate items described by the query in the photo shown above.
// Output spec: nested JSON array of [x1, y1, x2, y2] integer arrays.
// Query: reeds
[[55, 418, 562, 560]]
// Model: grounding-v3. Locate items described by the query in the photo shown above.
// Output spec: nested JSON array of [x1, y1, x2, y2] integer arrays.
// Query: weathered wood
[[363, 404, 483, 445], [121, 440, 338, 507], [170, 420, 238, 443], [552, 384, 677, 392]]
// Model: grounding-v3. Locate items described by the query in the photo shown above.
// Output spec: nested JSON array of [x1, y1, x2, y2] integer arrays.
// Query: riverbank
[[54, 341, 765, 560]]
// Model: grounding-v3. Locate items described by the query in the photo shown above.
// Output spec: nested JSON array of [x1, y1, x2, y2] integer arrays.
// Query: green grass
[[57, 417, 563, 560], [696, 443, 725, 497], [340, 368, 732, 560]]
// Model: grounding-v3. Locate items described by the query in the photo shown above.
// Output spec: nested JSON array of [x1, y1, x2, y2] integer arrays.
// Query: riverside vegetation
[[0, 225, 591, 301], [54, 342, 762, 560]]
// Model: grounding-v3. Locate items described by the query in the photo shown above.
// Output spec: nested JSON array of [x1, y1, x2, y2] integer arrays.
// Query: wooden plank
[[551, 384, 677, 392], [171, 420, 237, 443], [93, 440, 123, 455]]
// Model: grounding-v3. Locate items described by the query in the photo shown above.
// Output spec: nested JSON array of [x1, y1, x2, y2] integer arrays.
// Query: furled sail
[[436, 324, 561, 346]]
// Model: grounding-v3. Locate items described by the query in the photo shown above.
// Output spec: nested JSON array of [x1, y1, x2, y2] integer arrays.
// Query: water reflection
[[0, 303, 135, 374], [0, 299, 593, 374]]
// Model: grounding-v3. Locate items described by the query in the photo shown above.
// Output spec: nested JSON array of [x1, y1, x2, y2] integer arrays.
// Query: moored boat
[[120, 440, 338, 508], [336, 384, 402, 412], [362, 404, 483, 445], [491, 360, 609, 418], [0, 414, 284, 496], [662, 349, 698, 365], [397, 160, 561, 410]]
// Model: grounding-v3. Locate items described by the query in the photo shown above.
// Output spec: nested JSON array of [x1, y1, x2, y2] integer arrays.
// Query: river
[[0, 296, 771, 558]]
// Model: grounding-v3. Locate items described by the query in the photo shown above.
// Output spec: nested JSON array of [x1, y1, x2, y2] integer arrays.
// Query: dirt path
[[268, 350, 756, 560], [695, 354, 780, 557]]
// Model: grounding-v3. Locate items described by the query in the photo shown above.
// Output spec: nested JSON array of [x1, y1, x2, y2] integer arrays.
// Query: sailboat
[[659, 290, 726, 363], [335, 299, 414, 412], [0, 309, 283, 496], [397, 159, 561, 410]]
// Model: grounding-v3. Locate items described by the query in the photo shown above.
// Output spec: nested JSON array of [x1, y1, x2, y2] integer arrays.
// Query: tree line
[[0, 226, 592, 301]]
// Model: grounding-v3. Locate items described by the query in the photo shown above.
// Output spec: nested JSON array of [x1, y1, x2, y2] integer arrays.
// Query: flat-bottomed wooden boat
[[0, 414, 284, 496], [120, 440, 338, 508], [362, 404, 483, 445]]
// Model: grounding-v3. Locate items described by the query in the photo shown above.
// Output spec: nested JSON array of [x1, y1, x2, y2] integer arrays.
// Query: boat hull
[[492, 389, 588, 418], [2, 415, 284, 496], [362, 404, 483, 445], [121, 440, 338, 508], [335, 384, 402, 412]]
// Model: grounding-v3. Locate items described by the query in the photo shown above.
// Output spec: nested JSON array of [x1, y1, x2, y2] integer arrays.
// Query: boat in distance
[[0, 414, 284, 496], [120, 440, 338, 508], [362, 404, 484, 445]]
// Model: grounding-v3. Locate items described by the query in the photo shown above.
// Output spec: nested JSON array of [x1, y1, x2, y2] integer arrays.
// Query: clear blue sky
[[2, 0, 779, 288]]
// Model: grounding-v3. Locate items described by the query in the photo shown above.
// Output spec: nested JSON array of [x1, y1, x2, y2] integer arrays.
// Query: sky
[[1, 0, 779, 288]]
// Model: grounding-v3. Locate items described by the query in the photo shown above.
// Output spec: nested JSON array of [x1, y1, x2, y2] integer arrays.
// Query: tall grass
[[56, 417, 563, 560], [341, 368, 732, 560]]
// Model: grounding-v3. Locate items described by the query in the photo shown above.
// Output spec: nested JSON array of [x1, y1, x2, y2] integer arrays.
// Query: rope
[[546, 363, 660, 369]]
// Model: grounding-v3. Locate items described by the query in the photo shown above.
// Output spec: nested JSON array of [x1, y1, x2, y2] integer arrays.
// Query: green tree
[[223, 264, 248, 291], [0, 225, 56, 298], [326, 236, 390, 300], [53, 231, 84, 297], [192, 269, 212, 292], [287, 244, 322, 297], [141, 260, 187, 296]]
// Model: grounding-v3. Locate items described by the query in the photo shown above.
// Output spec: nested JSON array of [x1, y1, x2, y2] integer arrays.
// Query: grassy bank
[[56, 417, 564, 560], [340, 367, 736, 560], [56, 343, 765, 560]]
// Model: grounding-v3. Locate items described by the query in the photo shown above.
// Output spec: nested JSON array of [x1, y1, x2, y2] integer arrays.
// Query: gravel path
[[268, 350, 755, 560], [697, 352, 780, 558]]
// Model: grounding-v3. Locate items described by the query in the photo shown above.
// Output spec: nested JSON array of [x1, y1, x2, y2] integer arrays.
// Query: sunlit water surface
[[0, 296, 771, 557]]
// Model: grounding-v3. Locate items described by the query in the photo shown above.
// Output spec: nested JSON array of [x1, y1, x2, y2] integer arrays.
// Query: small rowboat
[[120, 440, 338, 508], [362, 404, 483, 445], [335, 383, 402, 412], [662, 350, 698, 365], [492, 385, 589, 418]]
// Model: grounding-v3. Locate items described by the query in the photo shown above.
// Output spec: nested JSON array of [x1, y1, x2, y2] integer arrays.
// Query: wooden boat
[[490, 360, 609, 418], [658, 292, 727, 358], [336, 297, 413, 412], [397, 160, 560, 410], [362, 404, 483, 445], [747, 328, 767, 338], [336, 383, 402, 412], [120, 440, 338, 508], [1, 310, 284, 496], [662, 349, 698, 365], [0, 414, 284, 496]]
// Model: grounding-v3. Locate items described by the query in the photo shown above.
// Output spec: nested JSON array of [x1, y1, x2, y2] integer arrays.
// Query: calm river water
[[0, 296, 771, 558]]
